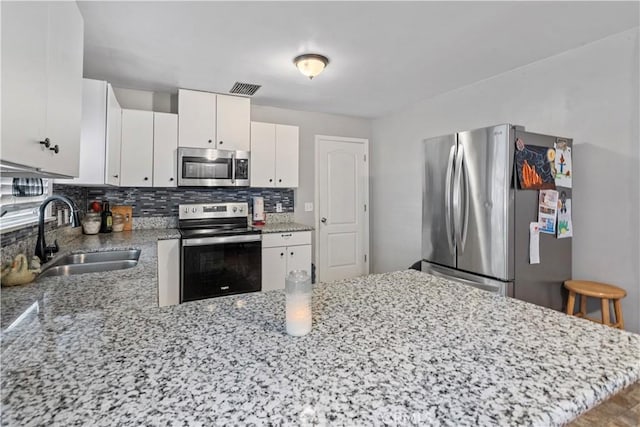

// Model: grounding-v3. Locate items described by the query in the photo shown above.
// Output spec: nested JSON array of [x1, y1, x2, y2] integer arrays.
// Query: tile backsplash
[[1, 185, 294, 253], [53, 185, 294, 217]]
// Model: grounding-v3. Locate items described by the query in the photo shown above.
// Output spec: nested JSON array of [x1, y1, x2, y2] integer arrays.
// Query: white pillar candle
[[286, 293, 312, 336], [285, 270, 312, 337]]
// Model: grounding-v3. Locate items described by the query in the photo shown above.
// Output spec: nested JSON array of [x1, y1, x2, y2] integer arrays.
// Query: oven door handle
[[182, 234, 261, 246]]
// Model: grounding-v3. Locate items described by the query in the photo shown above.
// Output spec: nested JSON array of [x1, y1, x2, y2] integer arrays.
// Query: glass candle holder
[[285, 270, 312, 336]]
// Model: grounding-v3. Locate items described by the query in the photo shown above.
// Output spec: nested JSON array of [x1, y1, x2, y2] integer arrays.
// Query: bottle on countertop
[[100, 201, 113, 233]]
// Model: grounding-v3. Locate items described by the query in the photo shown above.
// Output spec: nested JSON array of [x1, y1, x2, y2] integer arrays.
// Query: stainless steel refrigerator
[[421, 124, 572, 310]]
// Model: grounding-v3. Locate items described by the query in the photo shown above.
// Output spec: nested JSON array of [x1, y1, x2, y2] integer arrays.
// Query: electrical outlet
[[275, 203, 283, 213], [304, 202, 313, 212]]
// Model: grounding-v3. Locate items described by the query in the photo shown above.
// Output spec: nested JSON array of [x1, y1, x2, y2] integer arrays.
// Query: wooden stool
[[564, 280, 626, 329]]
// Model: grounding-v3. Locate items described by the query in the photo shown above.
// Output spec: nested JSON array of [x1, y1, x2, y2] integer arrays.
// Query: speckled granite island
[[1, 231, 639, 426]]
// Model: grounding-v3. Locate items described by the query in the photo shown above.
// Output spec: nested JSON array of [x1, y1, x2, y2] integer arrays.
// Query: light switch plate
[[275, 203, 283, 213], [304, 202, 313, 212]]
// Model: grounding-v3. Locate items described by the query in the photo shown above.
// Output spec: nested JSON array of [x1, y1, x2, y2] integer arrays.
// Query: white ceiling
[[78, 1, 639, 118]]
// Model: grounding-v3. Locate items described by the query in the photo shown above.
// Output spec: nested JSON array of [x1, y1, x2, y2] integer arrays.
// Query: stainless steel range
[[179, 202, 261, 302]]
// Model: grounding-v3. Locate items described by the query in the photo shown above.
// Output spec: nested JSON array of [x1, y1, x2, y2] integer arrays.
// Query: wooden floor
[[568, 382, 640, 426]]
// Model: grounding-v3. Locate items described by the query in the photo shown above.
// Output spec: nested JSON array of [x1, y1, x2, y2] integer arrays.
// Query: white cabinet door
[[120, 109, 154, 187], [287, 244, 312, 277], [153, 112, 178, 187], [56, 79, 107, 185], [216, 94, 250, 151], [105, 84, 122, 186], [250, 122, 276, 187], [1, 2, 50, 169], [178, 89, 216, 149], [41, 1, 84, 177], [262, 247, 287, 291], [157, 239, 180, 307], [275, 124, 299, 188]]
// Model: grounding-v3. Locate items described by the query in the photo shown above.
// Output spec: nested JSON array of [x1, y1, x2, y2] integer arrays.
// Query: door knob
[[321, 217, 327, 223]]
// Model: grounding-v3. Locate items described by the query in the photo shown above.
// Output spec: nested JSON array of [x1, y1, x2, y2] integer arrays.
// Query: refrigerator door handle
[[453, 143, 464, 251], [444, 145, 456, 255], [460, 148, 470, 251]]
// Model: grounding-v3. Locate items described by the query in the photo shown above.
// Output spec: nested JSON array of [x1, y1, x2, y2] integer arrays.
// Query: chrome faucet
[[35, 195, 81, 263]]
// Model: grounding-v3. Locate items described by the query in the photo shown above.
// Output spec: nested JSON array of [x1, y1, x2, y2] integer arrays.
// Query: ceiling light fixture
[[293, 54, 329, 80]]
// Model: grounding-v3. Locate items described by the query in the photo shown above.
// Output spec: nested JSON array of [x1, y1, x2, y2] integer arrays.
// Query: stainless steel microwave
[[177, 147, 250, 187]]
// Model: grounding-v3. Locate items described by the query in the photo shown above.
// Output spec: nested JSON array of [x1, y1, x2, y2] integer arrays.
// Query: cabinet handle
[[290, 251, 294, 256], [219, 140, 223, 145], [169, 177, 174, 181], [49, 145, 59, 154], [208, 139, 213, 144], [278, 179, 282, 183], [113, 174, 119, 178], [40, 138, 51, 148], [280, 252, 284, 257], [281, 233, 292, 238], [269, 179, 273, 183], [144, 177, 149, 181]]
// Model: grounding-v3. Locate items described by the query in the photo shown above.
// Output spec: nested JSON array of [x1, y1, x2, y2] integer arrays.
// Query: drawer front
[[262, 231, 311, 248]]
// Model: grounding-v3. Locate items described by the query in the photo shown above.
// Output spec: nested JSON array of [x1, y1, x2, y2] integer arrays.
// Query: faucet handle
[[45, 240, 60, 259]]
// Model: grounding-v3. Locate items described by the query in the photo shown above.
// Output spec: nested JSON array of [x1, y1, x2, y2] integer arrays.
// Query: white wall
[[371, 28, 640, 332]]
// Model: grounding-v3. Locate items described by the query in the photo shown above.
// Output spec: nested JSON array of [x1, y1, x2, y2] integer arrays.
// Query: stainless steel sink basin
[[39, 249, 141, 278]]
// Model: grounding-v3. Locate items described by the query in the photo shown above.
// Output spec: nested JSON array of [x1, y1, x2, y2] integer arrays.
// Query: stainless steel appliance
[[179, 202, 261, 302], [422, 124, 572, 310], [178, 147, 250, 187]]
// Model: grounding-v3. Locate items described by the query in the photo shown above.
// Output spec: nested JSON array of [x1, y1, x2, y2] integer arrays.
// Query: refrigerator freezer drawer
[[420, 261, 514, 297]]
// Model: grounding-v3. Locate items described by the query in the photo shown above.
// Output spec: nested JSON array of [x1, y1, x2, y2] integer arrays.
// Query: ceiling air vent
[[229, 82, 261, 96]]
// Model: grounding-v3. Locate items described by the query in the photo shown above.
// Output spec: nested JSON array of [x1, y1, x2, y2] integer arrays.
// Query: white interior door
[[316, 136, 369, 283]]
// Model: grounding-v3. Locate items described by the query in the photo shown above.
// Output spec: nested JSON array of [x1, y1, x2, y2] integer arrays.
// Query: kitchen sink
[[39, 249, 141, 278]]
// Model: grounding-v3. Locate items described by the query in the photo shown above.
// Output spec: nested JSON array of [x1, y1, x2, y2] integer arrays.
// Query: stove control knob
[[192, 208, 197, 213], [232, 207, 238, 213], [183, 207, 189, 213], [239, 207, 244, 213]]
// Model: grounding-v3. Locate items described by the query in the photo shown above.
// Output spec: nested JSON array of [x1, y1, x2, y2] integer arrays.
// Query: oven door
[[181, 234, 262, 302]]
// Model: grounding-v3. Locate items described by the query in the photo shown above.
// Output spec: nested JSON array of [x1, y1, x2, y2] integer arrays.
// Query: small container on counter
[[82, 212, 101, 235], [285, 270, 312, 336], [112, 213, 125, 232]]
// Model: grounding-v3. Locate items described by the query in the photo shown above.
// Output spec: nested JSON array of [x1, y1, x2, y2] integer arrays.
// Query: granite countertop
[[1, 232, 639, 425], [255, 222, 314, 233]]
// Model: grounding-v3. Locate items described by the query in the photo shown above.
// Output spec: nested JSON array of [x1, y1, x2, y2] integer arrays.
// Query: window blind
[[0, 177, 52, 231]]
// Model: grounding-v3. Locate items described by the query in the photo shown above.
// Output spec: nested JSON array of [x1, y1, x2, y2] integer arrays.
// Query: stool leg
[[579, 294, 587, 318], [567, 291, 576, 316], [601, 298, 611, 326], [613, 299, 624, 329]]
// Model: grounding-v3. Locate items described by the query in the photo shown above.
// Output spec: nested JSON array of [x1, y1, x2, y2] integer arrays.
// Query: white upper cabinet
[[56, 79, 108, 186], [250, 122, 299, 188], [178, 89, 250, 151], [120, 109, 154, 187], [275, 124, 299, 188], [1, 1, 83, 176], [216, 94, 250, 151], [153, 112, 178, 187], [105, 84, 123, 186], [178, 89, 216, 149], [250, 122, 277, 187], [41, 2, 84, 177]]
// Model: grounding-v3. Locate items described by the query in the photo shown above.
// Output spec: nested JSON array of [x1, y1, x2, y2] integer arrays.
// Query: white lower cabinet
[[262, 231, 312, 291], [157, 239, 180, 307]]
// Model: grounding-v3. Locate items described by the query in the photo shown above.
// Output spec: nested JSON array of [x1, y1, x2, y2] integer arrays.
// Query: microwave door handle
[[231, 152, 236, 184]]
